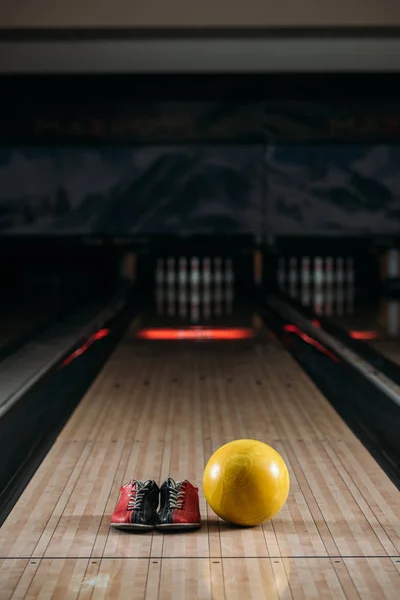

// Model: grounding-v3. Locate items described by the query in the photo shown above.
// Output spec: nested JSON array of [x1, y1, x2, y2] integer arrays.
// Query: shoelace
[[168, 480, 187, 509], [127, 480, 147, 511]]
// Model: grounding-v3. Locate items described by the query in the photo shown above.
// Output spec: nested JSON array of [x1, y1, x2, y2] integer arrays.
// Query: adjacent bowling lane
[[277, 254, 400, 364], [329, 296, 400, 364]]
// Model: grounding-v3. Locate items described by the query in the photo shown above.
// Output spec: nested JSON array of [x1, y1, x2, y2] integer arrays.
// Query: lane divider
[[0, 294, 128, 420], [267, 293, 400, 409]]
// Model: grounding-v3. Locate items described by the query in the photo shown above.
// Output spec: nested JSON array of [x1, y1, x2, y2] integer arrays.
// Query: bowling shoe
[[110, 479, 159, 531], [155, 478, 201, 530]]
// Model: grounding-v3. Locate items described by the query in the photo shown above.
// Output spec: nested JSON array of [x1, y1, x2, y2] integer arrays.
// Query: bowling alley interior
[[0, 32, 400, 600]]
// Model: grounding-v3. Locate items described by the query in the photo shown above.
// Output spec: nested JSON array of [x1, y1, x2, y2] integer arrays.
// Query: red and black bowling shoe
[[110, 479, 159, 531], [156, 478, 201, 530]]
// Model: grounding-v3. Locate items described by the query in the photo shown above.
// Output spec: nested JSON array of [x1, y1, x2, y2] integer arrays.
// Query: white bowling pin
[[313, 284, 324, 315], [325, 285, 334, 316], [203, 286, 211, 319], [203, 257, 211, 287], [179, 286, 187, 318], [214, 257, 223, 286], [225, 257, 234, 285], [301, 256, 311, 286], [179, 256, 188, 287], [387, 248, 399, 278], [325, 257, 334, 286], [191, 257, 200, 286], [166, 257, 175, 286], [289, 257, 297, 284], [190, 287, 200, 322], [314, 257, 324, 287]]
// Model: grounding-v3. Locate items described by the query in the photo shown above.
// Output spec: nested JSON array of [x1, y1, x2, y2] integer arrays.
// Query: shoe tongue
[[139, 479, 152, 487], [129, 479, 151, 489], [165, 477, 178, 488]]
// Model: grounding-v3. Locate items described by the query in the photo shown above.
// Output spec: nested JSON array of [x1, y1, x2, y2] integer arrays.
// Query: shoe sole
[[110, 522, 154, 531], [155, 523, 201, 531]]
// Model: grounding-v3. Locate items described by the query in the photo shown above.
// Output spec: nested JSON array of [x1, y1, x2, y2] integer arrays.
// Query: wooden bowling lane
[[0, 317, 399, 599]]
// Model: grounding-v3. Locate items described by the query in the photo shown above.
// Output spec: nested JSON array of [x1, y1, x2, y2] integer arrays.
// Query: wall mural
[[0, 143, 399, 236]]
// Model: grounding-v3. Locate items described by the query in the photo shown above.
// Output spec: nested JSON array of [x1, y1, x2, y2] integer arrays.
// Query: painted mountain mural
[[0, 143, 399, 236]]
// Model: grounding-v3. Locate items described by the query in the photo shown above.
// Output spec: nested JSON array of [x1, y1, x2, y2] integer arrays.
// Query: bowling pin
[[167, 283, 175, 317], [300, 257, 310, 305], [214, 257, 223, 286], [336, 257, 344, 285], [178, 257, 188, 317], [202, 257, 212, 319], [301, 256, 311, 286], [313, 285, 324, 315], [301, 282, 311, 306], [166, 257, 175, 286], [289, 257, 297, 298], [190, 287, 200, 322], [225, 257, 234, 285], [179, 256, 188, 287], [191, 257, 200, 287], [179, 286, 187, 318], [325, 285, 334, 316], [190, 257, 200, 322], [156, 258, 164, 285], [202, 257, 211, 287], [203, 285, 211, 319], [387, 248, 399, 278], [314, 257, 324, 287], [325, 257, 334, 286]]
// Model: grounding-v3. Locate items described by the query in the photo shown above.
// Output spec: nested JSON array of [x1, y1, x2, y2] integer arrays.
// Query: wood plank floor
[[0, 317, 399, 599]]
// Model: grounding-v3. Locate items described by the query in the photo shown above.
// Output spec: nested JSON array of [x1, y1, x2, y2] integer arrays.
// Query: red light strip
[[283, 324, 340, 363], [137, 328, 254, 340], [349, 330, 379, 340], [60, 328, 110, 367]]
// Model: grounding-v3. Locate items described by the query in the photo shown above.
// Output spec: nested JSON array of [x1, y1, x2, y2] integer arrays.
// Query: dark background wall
[[2, 74, 400, 240], [0, 143, 399, 237]]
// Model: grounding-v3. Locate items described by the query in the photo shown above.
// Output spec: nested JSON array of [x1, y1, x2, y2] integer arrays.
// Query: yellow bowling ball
[[203, 439, 290, 526]]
